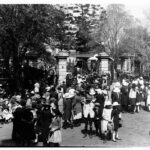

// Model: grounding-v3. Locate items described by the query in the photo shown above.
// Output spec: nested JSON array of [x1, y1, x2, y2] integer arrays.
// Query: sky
[[0, 0, 150, 26]]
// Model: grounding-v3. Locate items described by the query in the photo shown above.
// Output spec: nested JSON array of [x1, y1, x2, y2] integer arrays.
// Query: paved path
[[0, 107, 150, 147]]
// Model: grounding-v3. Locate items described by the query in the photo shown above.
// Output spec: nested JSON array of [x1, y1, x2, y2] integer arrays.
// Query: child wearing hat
[[93, 103, 102, 138], [111, 102, 122, 142], [101, 101, 112, 143], [83, 90, 95, 138], [47, 103, 62, 147]]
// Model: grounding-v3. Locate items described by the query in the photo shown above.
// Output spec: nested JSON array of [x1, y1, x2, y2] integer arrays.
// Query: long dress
[[21, 108, 35, 142], [58, 92, 64, 114], [129, 88, 137, 105], [111, 108, 120, 131], [101, 108, 112, 133], [146, 89, 150, 105], [63, 98, 72, 121], [39, 109, 52, 144], [121, 86, 129, 106], [72, 95, 82, 120], [47, 116, 62, 144]]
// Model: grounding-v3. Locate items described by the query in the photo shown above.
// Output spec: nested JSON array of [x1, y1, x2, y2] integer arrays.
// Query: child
[[47, 103, 62, 147], [93, 103, 102, 138], [111, 102, 122, 142]]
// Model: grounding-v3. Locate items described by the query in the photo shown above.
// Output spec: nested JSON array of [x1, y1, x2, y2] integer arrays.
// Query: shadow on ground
[[0, 139, 16, 147]]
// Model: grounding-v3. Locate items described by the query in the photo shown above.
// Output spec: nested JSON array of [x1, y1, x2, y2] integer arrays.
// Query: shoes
[[83, 134, 87, 138], [70, 124, 74, 129], [89, 134, 93, 139], [112, 139, 117, 142], [33, 139, 38, 144], [116, 137, 122, 140], [103, 140, 107, 143]]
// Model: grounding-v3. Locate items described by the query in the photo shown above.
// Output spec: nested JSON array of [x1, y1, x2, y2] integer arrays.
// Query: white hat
[[102, 90, 108, 95], [89, 88, 95, 95], [113, 87, 120, 93], [63, 93, 74, 99], [46, 86, 51, 92], [122, 80, 128, 86], [68, 89, 75, 97], [104, 101, 112, 106], [95, 89, 102, 94], [140, 77, 143, 80], [31, 91, 34, 94], [115, 82, 121, 88], [112, 102, 120, 106]]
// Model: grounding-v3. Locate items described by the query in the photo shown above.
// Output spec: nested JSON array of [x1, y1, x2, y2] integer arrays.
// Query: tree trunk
[[12, 42, 21, 92]]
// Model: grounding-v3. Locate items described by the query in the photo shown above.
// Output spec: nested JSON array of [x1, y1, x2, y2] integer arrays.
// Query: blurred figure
[[47, 103, 62, 147], [111, 102, 122, 142]]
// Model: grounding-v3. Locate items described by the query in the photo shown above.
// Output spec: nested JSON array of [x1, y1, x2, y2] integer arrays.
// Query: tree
[[93, 4, 133, 62], [57, 4, 105, 52], [119, 24, 150, 75], [0, 4, 66, 92], [75, 4, 105, 52], [0, 4, 66, 77]]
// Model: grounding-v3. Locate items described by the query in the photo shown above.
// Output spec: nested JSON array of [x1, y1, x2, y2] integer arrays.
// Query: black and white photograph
[[0, 0, 150, 147]]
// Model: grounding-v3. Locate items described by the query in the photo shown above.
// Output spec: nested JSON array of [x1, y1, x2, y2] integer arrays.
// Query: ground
[[0, 105, 150, 147]]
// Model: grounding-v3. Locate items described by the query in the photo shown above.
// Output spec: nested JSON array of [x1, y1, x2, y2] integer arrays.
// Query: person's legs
[[112, 131, 116, 142], [103, 131, 108, 143], [131, 105, 135, 113], [115, 130, 121, 140], [83, 117, 88, 138], [94, 119, 98, 136], [136, 105, 140, 113], [148, 105, 150, 111], [89, 118, 93, 138]]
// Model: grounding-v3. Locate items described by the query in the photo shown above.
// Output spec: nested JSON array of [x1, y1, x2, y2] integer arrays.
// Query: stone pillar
[[56, 52, 69, 84], [101, 59, 109, 73], [98, 59, 109, 75]]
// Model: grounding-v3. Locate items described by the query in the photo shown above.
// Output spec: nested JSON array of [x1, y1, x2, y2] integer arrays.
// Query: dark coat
[[12, 107, 24, 140], [121, 86, 129, 106], [95, 93, 105, 108], [111, 91, 121, 104], [111, 108, 120, 131], [72, 95, 82, 114], [50, 91, 58, 101], [39, 109, 52, 142], [63, 98, 72, 121], [136, 91, 142, 103], [21, 108, 35, 140]]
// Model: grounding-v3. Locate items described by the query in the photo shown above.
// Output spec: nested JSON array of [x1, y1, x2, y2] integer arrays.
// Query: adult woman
[[111, 82, 121, 105], [39, 102, 52, 146], [63, 93, 73, 129], [121, 82, 129, 112], [129, 84, 137, 113], [146, 86, 150, 111], [72, 91, 82, 127], [101, 101, 112, 143], [136, 86, 142, 113], [111, 102, 121, 142], [47, 103, 62, 147], [57, 87, 64, 115], [21, 103, 35, 146]]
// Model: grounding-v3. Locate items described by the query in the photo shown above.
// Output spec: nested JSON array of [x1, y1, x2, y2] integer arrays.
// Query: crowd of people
[[0, 73, 149, 146]]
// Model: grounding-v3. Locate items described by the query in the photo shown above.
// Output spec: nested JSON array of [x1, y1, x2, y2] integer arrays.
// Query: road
[[0, 105, 150, 147]]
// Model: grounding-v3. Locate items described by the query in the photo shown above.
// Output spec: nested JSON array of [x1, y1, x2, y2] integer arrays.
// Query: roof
[[76, 53, 93, 58], [120, 53, 135, 58], [98, 52, 109, 57]]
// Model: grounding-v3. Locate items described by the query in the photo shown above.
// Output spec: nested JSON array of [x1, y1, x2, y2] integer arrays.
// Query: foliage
[[0, 4, 66, 75]]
